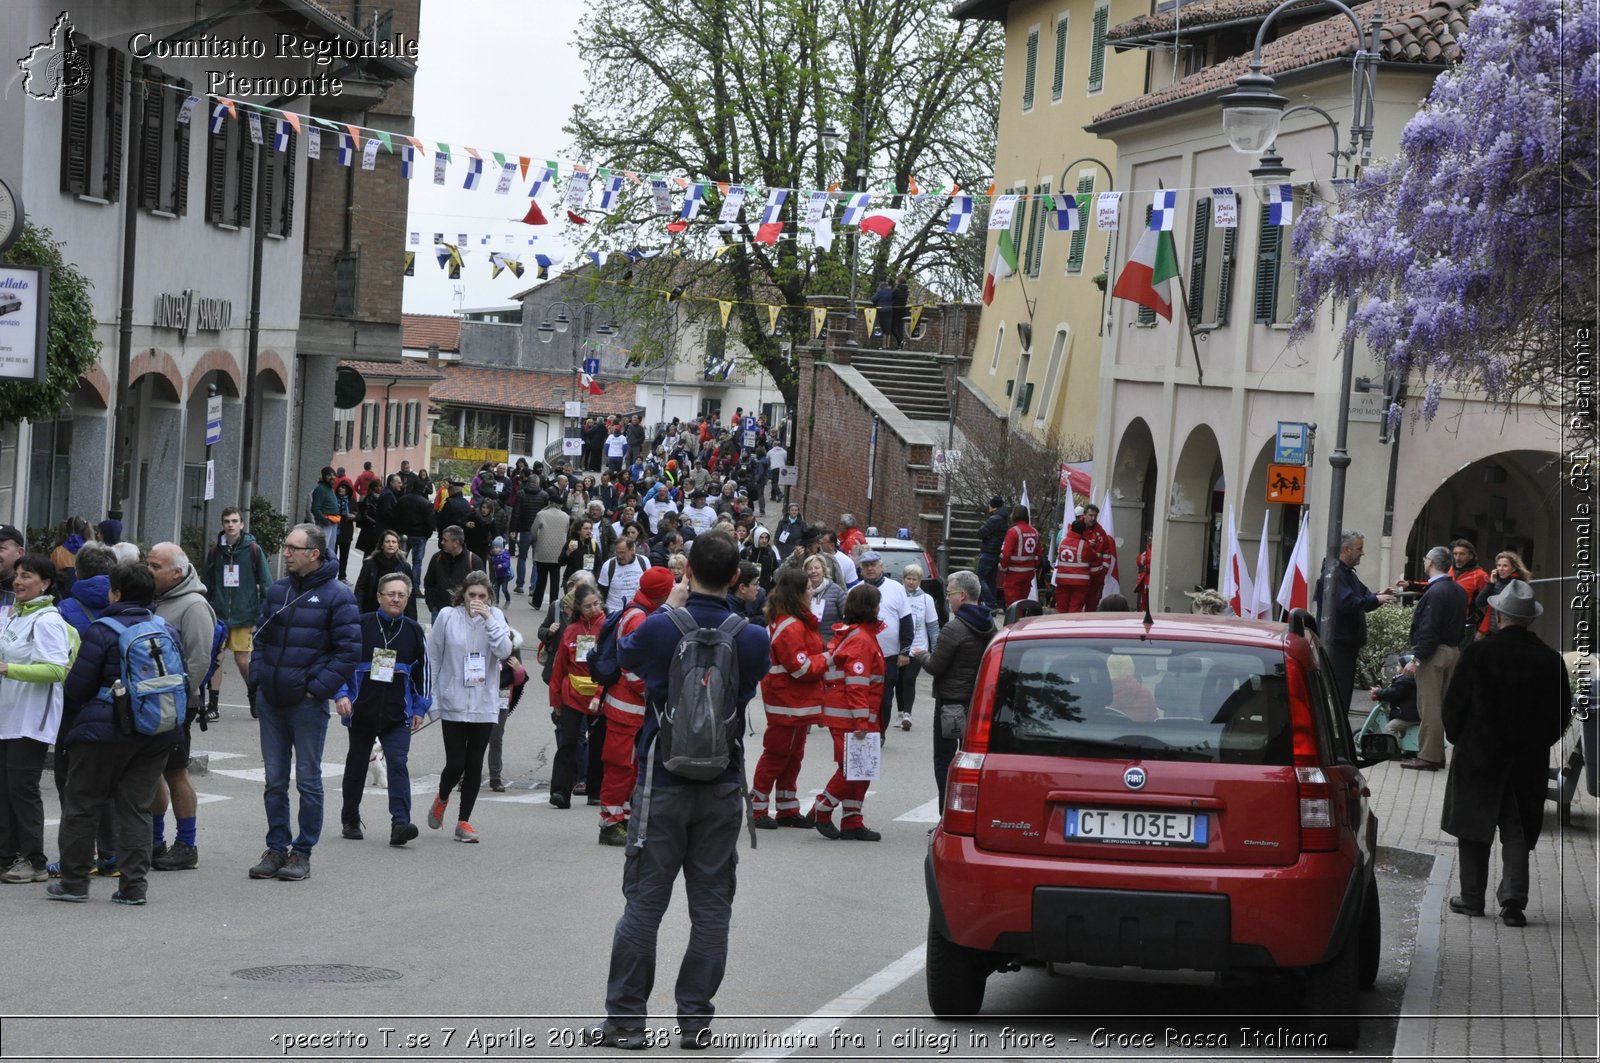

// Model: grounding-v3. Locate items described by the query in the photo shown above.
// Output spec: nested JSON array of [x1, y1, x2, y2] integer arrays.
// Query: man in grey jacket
[[146, 543, 220, 871], [530, 497, 572, 608]]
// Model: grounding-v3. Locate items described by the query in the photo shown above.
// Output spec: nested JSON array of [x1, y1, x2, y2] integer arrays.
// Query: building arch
[[1163, 423, 1223, 608], [187, 349, 243, 398], [257, 350, 290, 392], [128, 348, 183, 402], [1109, 415, 1157, 553]]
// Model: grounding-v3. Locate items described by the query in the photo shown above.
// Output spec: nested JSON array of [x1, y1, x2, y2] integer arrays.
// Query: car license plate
[[1065, 808, 1207, 847]]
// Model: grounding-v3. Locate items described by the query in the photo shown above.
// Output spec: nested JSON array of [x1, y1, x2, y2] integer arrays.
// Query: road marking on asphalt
[[193, 750, 244, 761], [195, 792, 232, 805], [210, 762, 346, 782], [896, 797, 941, 823], [736, 943, 926, 1062], [482, 792, 552, 804]]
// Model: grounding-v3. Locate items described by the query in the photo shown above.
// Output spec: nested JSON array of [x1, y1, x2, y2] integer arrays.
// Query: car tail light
[[942, 752, 985, 835], [938, 648, 1001, 837], [1288, 659, 1338, 851], [923, 549, 939, 580]]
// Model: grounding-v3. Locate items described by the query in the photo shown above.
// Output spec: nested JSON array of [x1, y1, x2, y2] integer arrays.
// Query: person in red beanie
[[594, 565, 677, 846]]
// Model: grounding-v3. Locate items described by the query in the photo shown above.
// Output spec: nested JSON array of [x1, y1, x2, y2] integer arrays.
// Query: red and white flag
[[1220, 504, 1253, 618], [1098, 491, 1120, 598], [1111, 226, 1180, 320], [858, 208, 904, 238], [1275, 512, 1312, 614]]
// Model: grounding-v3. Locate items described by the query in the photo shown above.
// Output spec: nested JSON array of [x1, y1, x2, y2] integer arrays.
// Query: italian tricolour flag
[[1111, 227, 1180, 320], [981, 230, 1018, 306]]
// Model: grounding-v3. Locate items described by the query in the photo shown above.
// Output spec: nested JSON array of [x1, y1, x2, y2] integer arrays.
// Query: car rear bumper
[[928, 831, 1357, 970]]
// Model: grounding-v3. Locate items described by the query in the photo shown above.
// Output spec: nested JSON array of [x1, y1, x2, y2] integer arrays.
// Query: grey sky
[[403, 0, 588, 316]]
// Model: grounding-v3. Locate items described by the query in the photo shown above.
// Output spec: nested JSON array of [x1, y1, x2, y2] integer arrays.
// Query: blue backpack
[[588, 606, 638, 690], [94, 616, 190, 735], [200, 619, 228, 689]]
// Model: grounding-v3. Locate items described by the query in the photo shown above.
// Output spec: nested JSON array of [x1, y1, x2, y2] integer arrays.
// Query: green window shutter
[[1188, 198, 1211, 325], [103, 49, 126, 201], [1253, 202, 1281, 324], [59, 43, 92, 196], [137, 71, 163, 211], [1025, 182, 1048, 277], [1010, 183, 1028, 256], [1088, 4, 1109, 92], [204, 123, 227, 224], [1052, 17, 1068, 101], [1216, 225, 1238, 325], [1023, 29, 1039, 110], [1137, 205, 1156, 324], [173, 78, 191, 216], [1066, 174, 1093, 273], [236, 124, 254, 228]]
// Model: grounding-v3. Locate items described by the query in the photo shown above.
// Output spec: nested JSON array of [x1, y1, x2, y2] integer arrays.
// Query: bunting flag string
[[598, 172, 626, 211], [273, 117, 290, 153], [1213, 187, 1239, 228], [401, 145, 416, 180], [463, 154, 483, 190], [175, 94, 200, 125], [337, 133, 354, 167], [307, 125, 321, 159], [362, 138, 380, 171], [717, 184, 747, 223], [947, 194, 973, 234]]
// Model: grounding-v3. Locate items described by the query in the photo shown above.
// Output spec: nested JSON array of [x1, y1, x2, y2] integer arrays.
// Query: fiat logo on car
[[1123, 766, 1147, 791]]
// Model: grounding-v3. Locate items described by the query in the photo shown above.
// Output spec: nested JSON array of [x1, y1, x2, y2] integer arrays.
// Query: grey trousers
[[605, 780, 741, 1034], [1457, 783, 1530, 912]]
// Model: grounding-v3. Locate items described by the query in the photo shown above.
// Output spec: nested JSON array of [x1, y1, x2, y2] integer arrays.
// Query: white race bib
[[463, 652, 487, 687], [370, 648, 397, 684], [222, 564, 241, 588], [575, 634, 597, 663]]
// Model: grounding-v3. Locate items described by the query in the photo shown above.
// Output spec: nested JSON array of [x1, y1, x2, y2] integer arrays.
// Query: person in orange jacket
[[594, 567, 676, 846], [751, 567, 827, 829], [809, 583, 886, 841], [547, 582, 606, 810]]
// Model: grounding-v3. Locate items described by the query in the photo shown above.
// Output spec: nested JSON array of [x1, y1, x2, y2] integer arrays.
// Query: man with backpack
[[204, 508, 273, 723], [145, 544, 221, 873], [594, 531, 770, 1050], [598, 536, 652, 614], [248, 524, 361, 882]]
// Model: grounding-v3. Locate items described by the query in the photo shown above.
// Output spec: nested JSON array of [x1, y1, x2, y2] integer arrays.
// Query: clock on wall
[[0, 178, 22, 258]]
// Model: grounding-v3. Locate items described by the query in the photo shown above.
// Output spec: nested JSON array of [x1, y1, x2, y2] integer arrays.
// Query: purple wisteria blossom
[[1292, 0, 1598, 435]]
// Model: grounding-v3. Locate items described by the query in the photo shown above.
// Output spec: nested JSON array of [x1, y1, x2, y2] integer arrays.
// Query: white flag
[[1096, 192, 1122, 231], [361, 138, 380, 171], [306, 127, 321, 159], [1276, 512, 1312, 614], [1249, 509, 1274, 620], [1213, 187, 1239, 229], [1020, 481, 1038, 602], [1098, 491, 1120, 598], [564, 168, 593, 211], [494, 161, 516, 194], [433, 150, 448, 185], [718, 184, 747, 223], [246, 111, 263, 145], [988, 193, 1019, 231]]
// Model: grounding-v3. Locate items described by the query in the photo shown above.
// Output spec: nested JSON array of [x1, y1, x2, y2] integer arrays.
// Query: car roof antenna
[[1141, 608, 1155, 640]]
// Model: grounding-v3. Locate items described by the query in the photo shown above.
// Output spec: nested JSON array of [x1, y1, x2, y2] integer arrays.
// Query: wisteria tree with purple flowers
[[1291, 0, 1597, 435]]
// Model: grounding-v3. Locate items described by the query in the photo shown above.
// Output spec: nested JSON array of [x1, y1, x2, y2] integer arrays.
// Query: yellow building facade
[[953, 0, 1146, 449]]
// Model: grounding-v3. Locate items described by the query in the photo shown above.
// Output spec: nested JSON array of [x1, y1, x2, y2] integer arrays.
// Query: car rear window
[[870, 547, 924, 580], [988, 639, 1292, 765]]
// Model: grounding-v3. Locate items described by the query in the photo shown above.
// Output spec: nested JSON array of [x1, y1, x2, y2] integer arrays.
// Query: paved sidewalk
[[1375, 725, 1598, 1061]]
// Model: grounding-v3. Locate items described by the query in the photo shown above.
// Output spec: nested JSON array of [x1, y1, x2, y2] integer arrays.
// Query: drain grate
[[231, 964, 403, 984]]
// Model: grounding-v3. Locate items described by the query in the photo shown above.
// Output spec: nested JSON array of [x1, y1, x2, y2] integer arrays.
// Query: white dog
[[367, 746, 387, 789]]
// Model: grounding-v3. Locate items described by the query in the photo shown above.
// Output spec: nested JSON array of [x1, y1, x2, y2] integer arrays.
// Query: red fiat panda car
[[925, 610, 1398, 1047]]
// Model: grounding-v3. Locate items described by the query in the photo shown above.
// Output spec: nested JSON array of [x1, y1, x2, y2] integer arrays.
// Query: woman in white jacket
[[424, 572, 514, 842], [0, 556, 74, 883], [896, 564, 941, 732]]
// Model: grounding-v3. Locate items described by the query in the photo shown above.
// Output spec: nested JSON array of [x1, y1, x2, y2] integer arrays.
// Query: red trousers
[[751, 722, 810, 820], [1055, 583, 1094, 613], [598, 715, 642, 827], [813, 729, 869, 830], [1000, 575, 1034, 608]]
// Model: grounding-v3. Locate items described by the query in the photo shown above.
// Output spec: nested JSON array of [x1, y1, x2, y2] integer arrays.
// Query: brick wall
[[793, 341, 944, 546]]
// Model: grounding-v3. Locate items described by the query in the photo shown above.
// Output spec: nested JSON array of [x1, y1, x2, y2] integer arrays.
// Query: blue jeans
[[341, 717, 413, 826], [408, 536, 428, 579], [259, 696, 332, 853], [513, 531, 535, 588], [976, 554, 1000, 609]]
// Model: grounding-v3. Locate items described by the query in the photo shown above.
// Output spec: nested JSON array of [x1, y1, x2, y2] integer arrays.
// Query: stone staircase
[[847, 347, 952, 421]]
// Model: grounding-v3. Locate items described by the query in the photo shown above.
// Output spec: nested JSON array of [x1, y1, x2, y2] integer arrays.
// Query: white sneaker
[[899, 715, 913, 731]]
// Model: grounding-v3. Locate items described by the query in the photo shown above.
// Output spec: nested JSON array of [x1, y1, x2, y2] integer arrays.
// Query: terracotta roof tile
[[340, 359, 444, 382], [402, 314, 461, 352], [1091, 0, 1478, 126], [1107, 0, 1327, 43], [430, 365, 640, 417]]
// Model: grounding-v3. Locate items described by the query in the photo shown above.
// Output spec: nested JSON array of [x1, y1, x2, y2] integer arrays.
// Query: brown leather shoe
[[1399, 758, 1443, 771]]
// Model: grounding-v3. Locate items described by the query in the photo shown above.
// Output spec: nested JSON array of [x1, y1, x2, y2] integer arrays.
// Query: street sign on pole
[[564, 401, 585, 419], [203, 459, 215, 501], [1266, 463, 1306, 504], [777, 465, 798, 486], [1274, 422, 1308, 465], [205, 394, 223, 446]]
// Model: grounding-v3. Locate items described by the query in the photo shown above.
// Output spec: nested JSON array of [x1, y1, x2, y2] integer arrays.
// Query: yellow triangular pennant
[[812, 306, 828, 338], [908, 305, 924, 336], [862, 306, 878, 336], [718, 300, 733, 329], [766, 304, 780, 333]]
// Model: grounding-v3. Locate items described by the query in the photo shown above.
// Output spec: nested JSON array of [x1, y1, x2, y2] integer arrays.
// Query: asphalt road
[[0, 594, 1427, 1062]]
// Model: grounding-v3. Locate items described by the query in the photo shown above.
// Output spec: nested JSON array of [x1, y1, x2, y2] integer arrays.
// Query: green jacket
[[205, 531, 273, 628], [311, 481, 340, 524]]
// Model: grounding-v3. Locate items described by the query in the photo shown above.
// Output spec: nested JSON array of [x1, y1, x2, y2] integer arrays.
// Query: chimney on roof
[[428, 342, 440, 369]]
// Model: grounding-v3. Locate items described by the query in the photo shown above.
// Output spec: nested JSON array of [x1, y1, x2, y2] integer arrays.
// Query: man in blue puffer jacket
[[53, 562, 186, 904], [247, 524, 360, 883]]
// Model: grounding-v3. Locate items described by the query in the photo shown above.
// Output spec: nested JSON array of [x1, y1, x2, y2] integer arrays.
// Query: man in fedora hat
[[1440, 579, 1569, 927]]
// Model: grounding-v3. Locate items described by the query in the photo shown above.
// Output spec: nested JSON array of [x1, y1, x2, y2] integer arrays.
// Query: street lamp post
[[537, 300, 615, 463], [1218, 0, 1384, 636], [821, 107, 869, 346]]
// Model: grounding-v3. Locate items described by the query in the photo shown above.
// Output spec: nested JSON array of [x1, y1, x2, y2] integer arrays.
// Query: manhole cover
[[231, 964, 402, 984]]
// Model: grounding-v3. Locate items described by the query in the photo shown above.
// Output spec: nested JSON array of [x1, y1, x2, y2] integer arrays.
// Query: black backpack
[[658, 609, 747, 780]]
